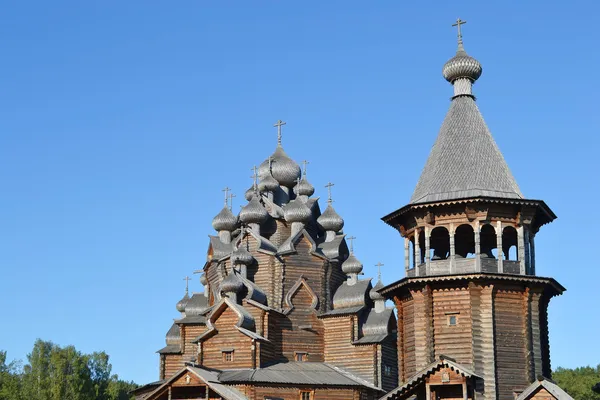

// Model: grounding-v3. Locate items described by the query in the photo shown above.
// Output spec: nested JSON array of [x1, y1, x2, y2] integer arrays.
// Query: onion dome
[[283, 199, 312, 224], [294, 177, 315, 197], [244, 186, 255, 201], [211, 206, 238, 232], [176, 293, 190, 313], [342, 253, 363, 275], [258, 173, 280, 193], [239, 196, 269, 224], [369, 280, 385, 302], [442, 41, 482, 83], [199, 273, 208, 286], [317, 204, 344, 232], [231, 246, 254, 266], [220, 272, 243, 294], [258, 146, 301, 187]]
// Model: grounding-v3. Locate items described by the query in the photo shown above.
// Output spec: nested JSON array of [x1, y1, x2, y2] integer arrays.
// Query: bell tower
[[380, 20, 565, 400]]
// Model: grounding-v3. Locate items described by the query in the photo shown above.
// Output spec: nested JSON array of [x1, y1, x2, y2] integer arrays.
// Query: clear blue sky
[[1, 0, 598, 385]]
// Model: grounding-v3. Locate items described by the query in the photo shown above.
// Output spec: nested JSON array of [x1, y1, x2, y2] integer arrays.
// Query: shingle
[[411, 96, 522, 204]]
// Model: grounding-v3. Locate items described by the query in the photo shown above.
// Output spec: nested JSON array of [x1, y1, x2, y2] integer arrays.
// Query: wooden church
[[132, 21, 572, 400]]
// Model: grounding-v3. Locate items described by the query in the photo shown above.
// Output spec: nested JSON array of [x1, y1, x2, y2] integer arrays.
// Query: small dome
[[239, 196, 269, 224], [231, 246, 254, 266], [370, 280, 385, 301], [245, 186, 255, 201], [317, 204, 344, 232], [283, 199, 312, 223], [342, 254, 363, 275], [199, 273, 208, 286], [176, 293, 190, 313], [258, 146, 301, 187], [211, 206, 238, 232], [294, 177, 315, 197], [258, 173, 280, 193], [220, 273, 243, 294], [442, 43, 482, 83]]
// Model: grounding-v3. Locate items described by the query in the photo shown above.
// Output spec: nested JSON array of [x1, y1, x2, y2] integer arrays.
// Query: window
[[300, 391, 312, 400], [448, 315, 457, 326], [295, 352, 308, 362], [222, 350, 234, 362], [384, 364, 392, 376]]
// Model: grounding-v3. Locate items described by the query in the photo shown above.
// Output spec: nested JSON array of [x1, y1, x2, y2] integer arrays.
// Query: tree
[[553, 365, 600, 400]]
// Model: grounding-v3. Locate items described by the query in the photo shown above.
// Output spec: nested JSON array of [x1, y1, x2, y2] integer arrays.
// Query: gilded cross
[[452, 18, 467, 41], [347, 236, 356, 253], [222, 186, 231, 207], [183, 276, 191, 294], [273, 120, 286, 145], [375, 262, 384, 280], [228, 193, 236, 211], [302, 160, 310, 177], [325, 182, 335, 204]]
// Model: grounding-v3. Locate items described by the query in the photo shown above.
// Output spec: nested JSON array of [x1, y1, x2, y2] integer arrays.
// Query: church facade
[[133, 22, 571, 400]]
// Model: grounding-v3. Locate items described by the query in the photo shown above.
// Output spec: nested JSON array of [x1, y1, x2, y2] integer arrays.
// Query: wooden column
[[474, 223, 481, 272], [496, 221, 503, 273], [426, 383, 431, 400], [168, 387, 172, 400], [404, 236, 410, 276], [524, 227, 531, 275], [415, 228, 422, 276], [462, 381, 468, 400], [518, 226, 526, 274], [425, 226, 431, 275], [449, 222, 456, 274]]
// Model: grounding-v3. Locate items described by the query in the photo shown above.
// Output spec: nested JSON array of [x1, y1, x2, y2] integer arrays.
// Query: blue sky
[[1, 1, 598, 384]]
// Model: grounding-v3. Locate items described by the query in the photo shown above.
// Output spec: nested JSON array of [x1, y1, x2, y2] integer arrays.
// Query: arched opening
[[455, 224, 475, 258], [418, 230, 425, 264], [502, 226, 518, 261], [430, 227, 450, 260], [480, 224, 497, 259], [409, 237, 415, 268]]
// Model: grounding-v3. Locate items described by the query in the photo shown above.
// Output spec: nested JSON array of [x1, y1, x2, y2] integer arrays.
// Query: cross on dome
[[452, 18, 467, 43], [228, 192, 236, 211], [183, 276, 191, 294], [375, 262, 384, 280], [347, 236, 356, 253], [325, 182, 335, 204], [222, 186, 231, 207], [302, 160, 309, 176], [273, 119, 286, 145]]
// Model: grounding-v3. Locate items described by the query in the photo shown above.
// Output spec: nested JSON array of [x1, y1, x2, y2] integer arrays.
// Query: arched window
[[480, 224, 497, 259], [455, 224, 475, 258], [502, 226, 518, 261], [430, 227, 450, 260]]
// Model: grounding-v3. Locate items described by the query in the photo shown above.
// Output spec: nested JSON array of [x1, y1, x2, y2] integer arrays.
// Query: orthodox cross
[[251, 166, 258, 190], [452, 18, 467, 42], [325, 182, 335, 204], [222, 186, 231, 207], [347, 236, 356, 253], [228, 192, 236, 211], [183, 276, 191, 294], [274, 119, 286, 145], [301, 160, 309, 177], [375, 262, 384, 280]]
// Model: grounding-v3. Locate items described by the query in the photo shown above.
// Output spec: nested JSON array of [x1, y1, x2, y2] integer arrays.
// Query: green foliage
[[0, 340, 138, 400], [553, 365, 600, 400]]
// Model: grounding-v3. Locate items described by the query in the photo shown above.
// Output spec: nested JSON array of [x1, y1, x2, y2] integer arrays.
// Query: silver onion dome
[[317, 204, 344, 232], [239, 196, 269, 224], [199, 273, 208, 286], [369, 280, 385, 301], [231, 246, 254, 266], [294, 177, 315, 197], [258, 173, 280, 193], [283, 199, 312, 224], [442, 42, 482, 83], [211, 206, 238, 232], [175, 293, 190, 313], [342, 254, 363, 275], [258, 146, 301, 187], [244, 186, 255, 201], [220, 272, 243, 294]]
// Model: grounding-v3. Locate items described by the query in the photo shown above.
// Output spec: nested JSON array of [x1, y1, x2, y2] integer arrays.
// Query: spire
[[411, 20, 522, 204]]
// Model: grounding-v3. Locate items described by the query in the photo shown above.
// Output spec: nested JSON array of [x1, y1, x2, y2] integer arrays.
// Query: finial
[[183, 276, 191, 295], [228, 192, 236, 211], [222, 187, 231, 207], [347, 236, 356, 253], [375, 262, 384, 281], [452, 18, 467, 46], [273, 120, 286, 146], [251, 166, 258, 192], [325, 182, 335, 204], [301, 160, 309, 177]]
